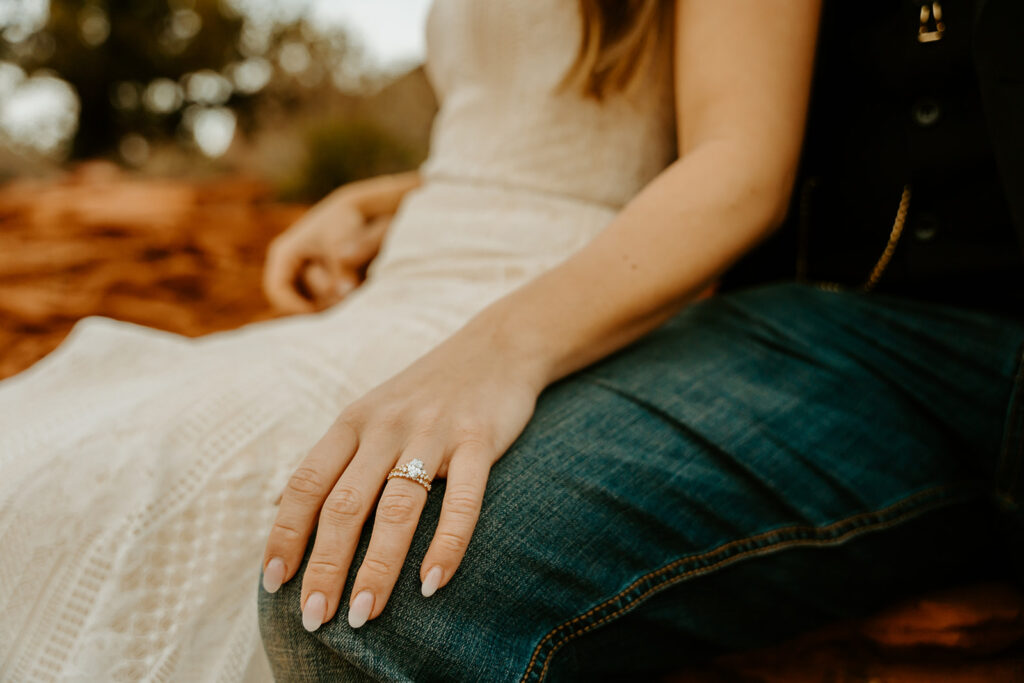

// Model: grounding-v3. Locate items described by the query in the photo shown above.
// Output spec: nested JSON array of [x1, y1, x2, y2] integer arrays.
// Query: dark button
[[913, 213, 939, 242], [912, 98, 942, 127]]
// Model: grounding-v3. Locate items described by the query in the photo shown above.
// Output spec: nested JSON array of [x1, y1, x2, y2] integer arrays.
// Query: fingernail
[[348, 590, 374, 629], [334, 280, 354, 297], [421, 566, 443, 597], [302, 591, 326, 632], [262, 557, 285, 594]]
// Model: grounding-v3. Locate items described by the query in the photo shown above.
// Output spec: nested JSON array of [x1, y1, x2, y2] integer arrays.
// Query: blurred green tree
[[0, 0, 356, 160], [282, 119, 418, 201]]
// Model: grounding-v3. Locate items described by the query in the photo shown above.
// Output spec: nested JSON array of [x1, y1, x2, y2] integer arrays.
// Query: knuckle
[[266, 240, 291, 263], [286, 467, 327, 499], [408, 421, 440, 441], [261, 258, 276, 281], [333, 411, 363, 437], [408, 412, 448, 441], [321, 486, 364, 524], [433, 530, 469, 556], [376, 491, 419, 525], [412, 404, 445, 426], [373, 408, 407, 432], [359, 556, 393, 578], [454, 423, 491, 449], [262, 269, 284, 295], [407, 423, 440, 446], [269, 520, 304, 543], [444, 485, 481, 520], [304, 558, 346, 579]]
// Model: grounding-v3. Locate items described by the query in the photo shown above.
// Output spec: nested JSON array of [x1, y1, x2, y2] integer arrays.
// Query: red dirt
[[0, 162, 305, 379]]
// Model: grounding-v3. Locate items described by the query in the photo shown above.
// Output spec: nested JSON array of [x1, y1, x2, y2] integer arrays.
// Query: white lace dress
[[0, 1, 676, 680]]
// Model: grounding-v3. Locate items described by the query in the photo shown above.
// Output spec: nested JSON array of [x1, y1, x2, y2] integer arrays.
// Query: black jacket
[[725, 0, 1024, 315]]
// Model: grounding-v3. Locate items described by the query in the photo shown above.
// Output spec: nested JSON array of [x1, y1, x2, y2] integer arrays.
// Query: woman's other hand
[[262, 171, 422, 314], [262, 198, 391, 314], [260, 321, 544, 631]]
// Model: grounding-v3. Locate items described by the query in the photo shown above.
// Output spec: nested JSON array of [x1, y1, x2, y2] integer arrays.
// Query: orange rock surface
[[0, 162, 306, 379], [670, 583, 1024, 682], [0, 163, 1021, 681]]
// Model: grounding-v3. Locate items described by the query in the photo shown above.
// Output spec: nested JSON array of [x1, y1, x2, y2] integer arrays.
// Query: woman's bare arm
[[469, 0, 823, 389], [264, 0, 824, 630]]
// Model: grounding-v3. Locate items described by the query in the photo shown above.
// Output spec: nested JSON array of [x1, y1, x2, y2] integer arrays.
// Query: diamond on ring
[[386, 458, 432, 492]]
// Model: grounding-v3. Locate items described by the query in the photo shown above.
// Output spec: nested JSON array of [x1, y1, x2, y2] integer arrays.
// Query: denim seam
[[578, 374, 735, 460], [996, 341, 1024, 507], [519, 481, 977, 682]]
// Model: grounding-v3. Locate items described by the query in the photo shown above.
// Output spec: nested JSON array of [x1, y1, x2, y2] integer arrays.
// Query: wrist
[[460, 303, 558, 395], [328, 172, 421, 220], [325, 186, 373, 222]]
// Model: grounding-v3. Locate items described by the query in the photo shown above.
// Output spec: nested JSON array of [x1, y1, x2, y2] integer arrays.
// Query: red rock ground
[[0, 162, 305, 376], [0, 163, 1021, 681]]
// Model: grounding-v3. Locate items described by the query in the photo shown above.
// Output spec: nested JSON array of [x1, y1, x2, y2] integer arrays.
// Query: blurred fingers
[[301, 261, 333, 301], [365, 214, 392, 242], [263, 240, 316, 314], [302, 261, 359, 308], [332, 214, 391, 272]]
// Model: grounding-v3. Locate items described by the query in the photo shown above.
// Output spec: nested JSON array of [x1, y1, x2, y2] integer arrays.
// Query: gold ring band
[[386, 458, 432, 492]]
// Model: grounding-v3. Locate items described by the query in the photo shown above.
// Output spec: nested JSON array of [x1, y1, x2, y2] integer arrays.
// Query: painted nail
[[348, 590, 374, 629], [421, 566, 443, 597], [302, 591, 326, 632], [262, 557, 285, 594]]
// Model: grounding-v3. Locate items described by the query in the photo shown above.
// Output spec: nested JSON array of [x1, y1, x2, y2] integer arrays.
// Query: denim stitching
[[519, 482, 976, 682], [526, 483, 973, 681]]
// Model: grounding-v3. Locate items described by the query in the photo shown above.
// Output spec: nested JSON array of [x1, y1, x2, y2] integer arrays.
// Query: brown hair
[[560, 0, 666, 100]]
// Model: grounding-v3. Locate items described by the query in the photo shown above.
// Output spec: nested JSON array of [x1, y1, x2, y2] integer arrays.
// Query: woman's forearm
[[463, 138, 796, 391], [328, 171, 422, 219], [454, 0, 820, 391]]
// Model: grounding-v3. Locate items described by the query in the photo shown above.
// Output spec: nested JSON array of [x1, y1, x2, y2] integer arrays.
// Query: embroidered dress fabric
[[0, 1, 676, 680]]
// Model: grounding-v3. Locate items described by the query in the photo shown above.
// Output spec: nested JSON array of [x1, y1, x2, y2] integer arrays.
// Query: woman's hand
[[262, 171, 421, 314], [260, 324, 544, 631], [262, 196, 392, 314]]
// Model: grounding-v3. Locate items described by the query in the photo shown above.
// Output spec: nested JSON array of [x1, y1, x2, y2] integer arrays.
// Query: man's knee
[[258, 560, 369, 682], [256, 508, 536, 681]]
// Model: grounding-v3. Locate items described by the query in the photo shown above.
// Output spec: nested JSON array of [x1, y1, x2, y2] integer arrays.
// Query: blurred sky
[[309, 0, 431, 67]]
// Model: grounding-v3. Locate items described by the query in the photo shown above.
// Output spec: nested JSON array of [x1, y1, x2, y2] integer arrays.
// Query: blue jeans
[[257, 283, 1024, 681]]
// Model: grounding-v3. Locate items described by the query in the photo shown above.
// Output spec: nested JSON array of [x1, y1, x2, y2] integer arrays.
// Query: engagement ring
[[386, 458, 433, 492]]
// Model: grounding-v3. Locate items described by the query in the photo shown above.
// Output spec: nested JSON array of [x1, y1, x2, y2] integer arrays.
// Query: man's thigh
[[258, 283, 1024, 682]]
